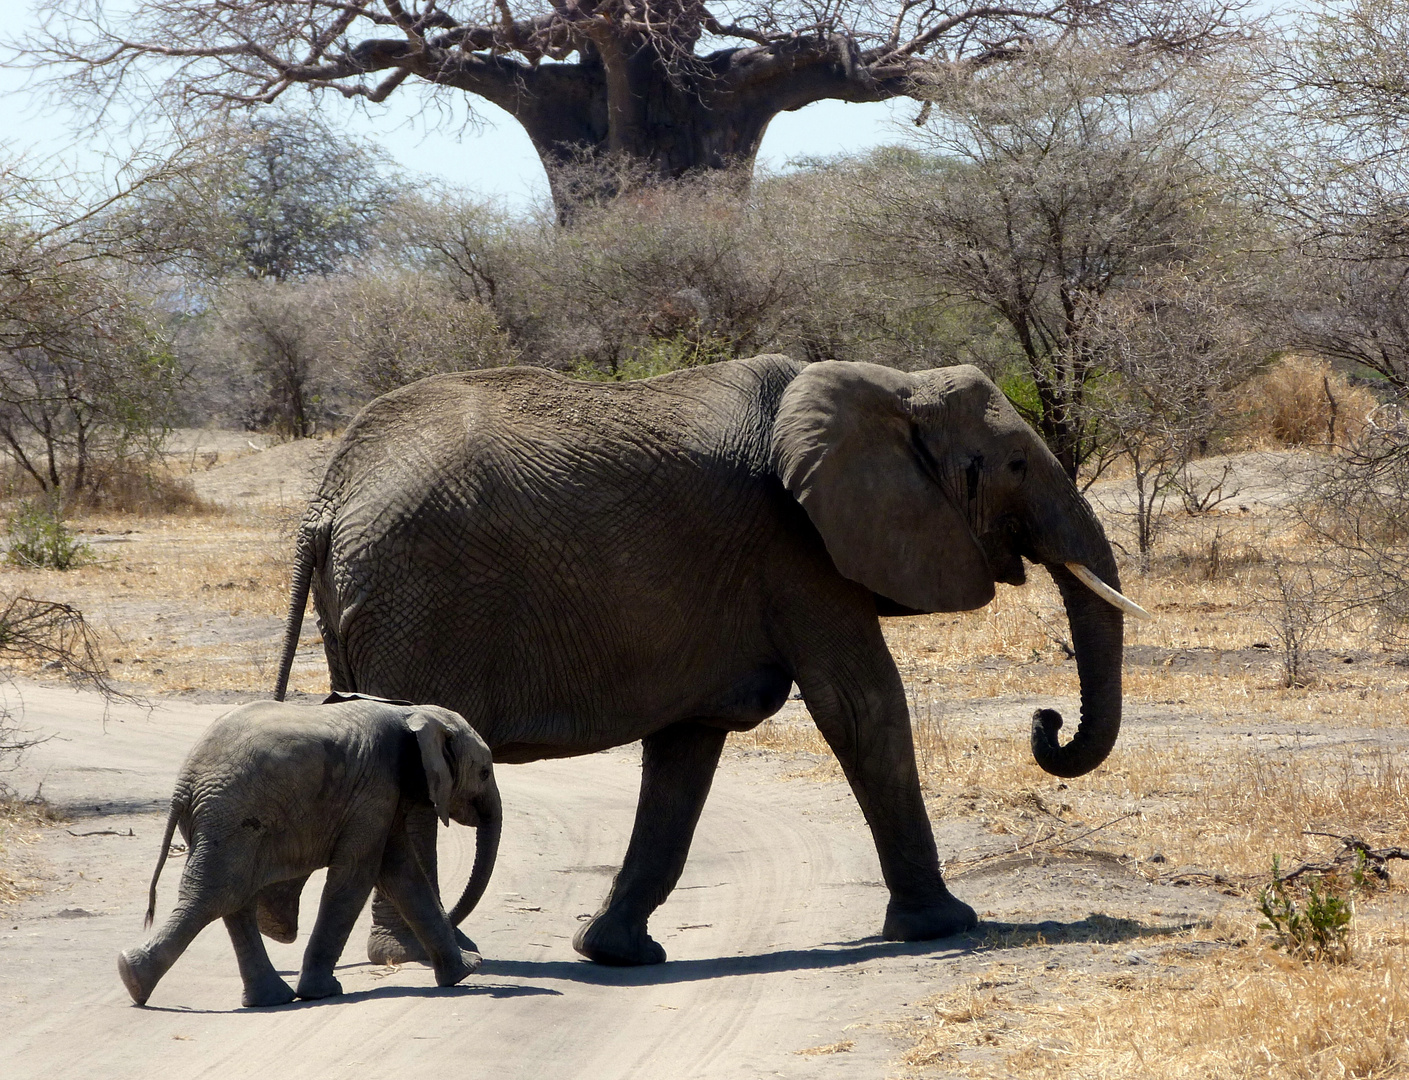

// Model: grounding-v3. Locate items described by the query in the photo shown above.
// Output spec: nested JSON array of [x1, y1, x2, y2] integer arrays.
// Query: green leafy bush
[[6, 500, 92, 570], [1258, 854, 1356, 963]]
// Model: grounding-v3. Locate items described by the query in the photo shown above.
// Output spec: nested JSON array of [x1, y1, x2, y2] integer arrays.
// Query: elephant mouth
[[978, 520, 1027, 586]]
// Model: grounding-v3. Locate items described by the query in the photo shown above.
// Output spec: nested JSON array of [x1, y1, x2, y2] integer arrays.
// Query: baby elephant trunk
[[448, 783, 501, 925]]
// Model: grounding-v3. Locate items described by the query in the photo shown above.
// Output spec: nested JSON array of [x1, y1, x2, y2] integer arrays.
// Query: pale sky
[[0, 0, 913, 211]]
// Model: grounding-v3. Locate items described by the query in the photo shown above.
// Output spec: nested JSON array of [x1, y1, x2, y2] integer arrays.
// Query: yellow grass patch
[[796, 1040, 855, 1055], [906, 925, 1409, 1079]]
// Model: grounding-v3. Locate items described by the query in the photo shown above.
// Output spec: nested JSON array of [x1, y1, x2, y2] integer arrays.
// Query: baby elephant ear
[[773, 361, 993, 613], [407, 711, 454, 826]]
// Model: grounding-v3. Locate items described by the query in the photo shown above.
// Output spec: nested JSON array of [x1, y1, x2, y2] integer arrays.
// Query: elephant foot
[[882, 890, 979, 942], [243, 973, 298, 1008], [434, 948, 482, 987], [294, 971, 342, 1001], [367, 920, 478, 966], [572, 913, 667, 966], [117, 948, 155, 1006]]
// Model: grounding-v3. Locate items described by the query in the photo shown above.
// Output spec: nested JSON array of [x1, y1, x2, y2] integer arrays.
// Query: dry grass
[[0, 513, 300, 694], [1239, 355, 1380, 450], [796, 1040, 856, 1056], [0, 794, 60, 905], [905, 918, 1409, 1079]]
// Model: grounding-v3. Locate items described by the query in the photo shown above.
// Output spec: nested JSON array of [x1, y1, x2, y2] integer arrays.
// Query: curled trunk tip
[[1030, 707, 1117, 779]]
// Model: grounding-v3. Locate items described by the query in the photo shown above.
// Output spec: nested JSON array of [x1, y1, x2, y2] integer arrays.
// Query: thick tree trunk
[[432, 38, 897, 215]]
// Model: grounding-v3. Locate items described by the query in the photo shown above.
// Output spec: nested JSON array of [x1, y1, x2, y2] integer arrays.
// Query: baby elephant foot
[[434, 948, 482, 987], [572, 912, 666, 966], [117, 948, 156, 1006], [242, 974, 298, 1008], [882, 890, 979, 942], [294, 971, 342, 1001], [368, 921, 478, 965]]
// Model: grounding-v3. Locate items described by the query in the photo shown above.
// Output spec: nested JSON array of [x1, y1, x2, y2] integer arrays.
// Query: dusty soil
[[0, 436, 1403, 1078]]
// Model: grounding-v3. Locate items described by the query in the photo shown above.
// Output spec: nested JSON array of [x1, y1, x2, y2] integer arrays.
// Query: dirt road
[[0, 683, 1229, 1078], [0, 683, 956, 1079]]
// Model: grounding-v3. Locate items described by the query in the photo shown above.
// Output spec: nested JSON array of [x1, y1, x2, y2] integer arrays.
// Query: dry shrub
[[77, 462, 215, 516], [1244, 356, 1378, 448]]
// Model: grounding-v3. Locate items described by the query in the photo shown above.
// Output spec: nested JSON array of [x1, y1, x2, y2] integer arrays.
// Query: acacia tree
[[1256, 0, 1409, 394], [118, 113, 403, 284], [1089, 268, 1264, 562], [847, 46, 1252, 479], [0, 215, 180, 497], [29, 0, 1244, 213]]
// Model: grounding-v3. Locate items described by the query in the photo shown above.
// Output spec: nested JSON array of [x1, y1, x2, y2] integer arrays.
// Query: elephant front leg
[[366, 804, 479, 965], [573, 721, 728, 966], [377, 826, 481, 987], [799, 661, 978, 942]]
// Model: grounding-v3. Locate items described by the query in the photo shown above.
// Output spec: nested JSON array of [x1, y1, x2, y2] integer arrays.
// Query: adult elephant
[[273, 356, 1145, 967]]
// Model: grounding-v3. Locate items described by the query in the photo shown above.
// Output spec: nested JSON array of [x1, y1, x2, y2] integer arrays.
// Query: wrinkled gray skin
[[272, 357, 1124, 967], [118, 699, 502, 1007]]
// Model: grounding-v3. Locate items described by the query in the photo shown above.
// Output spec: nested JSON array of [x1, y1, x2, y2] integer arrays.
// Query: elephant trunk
[[448, 782, 501, 925], [1030, 562, 1124, 777], [1025, 464, 1126, 778]]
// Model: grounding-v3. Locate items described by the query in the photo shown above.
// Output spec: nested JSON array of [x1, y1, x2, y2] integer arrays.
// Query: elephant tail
[[144, 797, 183, 930], [273, 513, 321, 701]]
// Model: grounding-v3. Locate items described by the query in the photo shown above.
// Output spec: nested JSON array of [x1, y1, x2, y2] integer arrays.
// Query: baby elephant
[[119, 696, 501, 1007]]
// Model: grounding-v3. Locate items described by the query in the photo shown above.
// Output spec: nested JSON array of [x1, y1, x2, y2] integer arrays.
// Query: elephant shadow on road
[[479, 911, 1187, 988], [135, 975, 559, 1015]]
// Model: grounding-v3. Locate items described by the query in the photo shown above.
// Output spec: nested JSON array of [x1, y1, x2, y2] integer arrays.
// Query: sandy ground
[[0, 683, 1231, 1080]]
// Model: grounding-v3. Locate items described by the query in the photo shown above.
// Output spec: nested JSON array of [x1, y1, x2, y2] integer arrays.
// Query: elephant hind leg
[[573, 721, 728, 966], [224, 903, 296, 1007], [118, 843, 229, 1005]]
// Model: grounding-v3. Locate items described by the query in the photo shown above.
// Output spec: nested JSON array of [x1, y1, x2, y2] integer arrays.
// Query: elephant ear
[[408, 710, 455, 826], [772, 361, 994, 613]]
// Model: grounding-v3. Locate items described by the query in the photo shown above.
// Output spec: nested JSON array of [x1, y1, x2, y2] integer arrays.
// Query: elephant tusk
[[1065, 563, 1153, 621]]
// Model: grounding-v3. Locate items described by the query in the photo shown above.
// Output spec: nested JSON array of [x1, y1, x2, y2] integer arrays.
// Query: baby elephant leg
[[296, 854, 381, 1000], [118, 844, 229, 1006], [224, 902, 296, 1007], [118, 895, 219, 1006], [378, 826, 480, 987]]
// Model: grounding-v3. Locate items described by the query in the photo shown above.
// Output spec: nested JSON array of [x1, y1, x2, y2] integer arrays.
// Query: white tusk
[[1065, 563, 1154, 621]]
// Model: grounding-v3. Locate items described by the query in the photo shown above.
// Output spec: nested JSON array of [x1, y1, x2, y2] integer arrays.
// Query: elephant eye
[[1009, 458, 1027, 477], [480, 766, 490, 782]]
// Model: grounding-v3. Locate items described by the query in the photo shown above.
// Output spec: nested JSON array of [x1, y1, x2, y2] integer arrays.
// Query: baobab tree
[[28, 0, 1245, 212]]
